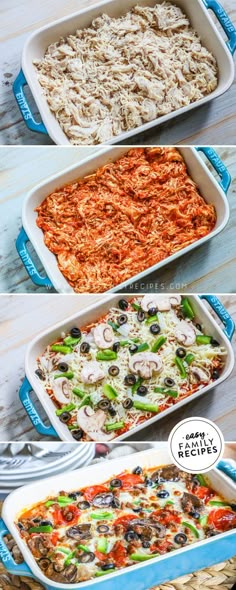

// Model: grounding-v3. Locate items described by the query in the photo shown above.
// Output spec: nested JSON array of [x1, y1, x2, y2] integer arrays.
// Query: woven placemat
[[0, 502, 235, 590]]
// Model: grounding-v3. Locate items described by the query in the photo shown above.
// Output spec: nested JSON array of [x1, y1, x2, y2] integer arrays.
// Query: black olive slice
[[70, 327, 81, 338], [78, 552, 95, 563], [118, 299, 129, 311], [117, 314, 128, 326]]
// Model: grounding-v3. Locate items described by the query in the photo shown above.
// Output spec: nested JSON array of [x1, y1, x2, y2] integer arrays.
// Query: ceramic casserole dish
[[15, 146, 231, 293], [0, 449, 236, 590], [13, 0, 236, 145], [18, 294, 235, 441]]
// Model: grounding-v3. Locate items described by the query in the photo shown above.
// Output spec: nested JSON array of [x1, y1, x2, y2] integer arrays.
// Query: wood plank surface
[[0, 146, 235, 294], [0, 0, 235, 146], [0, 294, 235, 441]]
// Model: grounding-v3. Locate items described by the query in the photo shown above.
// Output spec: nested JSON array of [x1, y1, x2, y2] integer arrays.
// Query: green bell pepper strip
[[57, 495, 74, 504], [209, 500, 231, 507], [196, 335, 212, 345], [145, 315, 158, 325], [77, 544, 91, 553], [56, 403, 76, 416], [154, 387, 178, 398], [64, 336, 81, 347], [45, 501, 56, 508], [65, 551, 76, 566], [45, 496, 73, 507], [120, 338, 140, 346], [133, 401, 159, 413], [95, 569, 116, 577], [68, 424, 78, 430], [56, 547, 71, 555], [54, 371, 74, 380], [151, 336, 167, 353], [28, 525, 53, 534], [132, 377, 143, 394], [196, 474, 207, 486], [175, 356, 186, 379], [165, 500, 174, 506], [51, 344, 72, 354], [78, 395, 91, 409], [96, 350, 117, 361], [182, 521, 200, 538], [108, 320, 119, 332], [135, 342, 149, 353], [181, 297, 195, 320], [97, 537, 108, 554], [105, 421, 124, 431], [199, 515, 208, 526], [130, 553, 159, 562], [185, 353, 195, 365], [90, 512, 113, 520], [103, 384, 118, 400], [132, 303, 141, 311], [73, 387, 86, 398]]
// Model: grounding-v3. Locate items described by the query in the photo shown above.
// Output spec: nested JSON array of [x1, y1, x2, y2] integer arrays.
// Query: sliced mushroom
[[45, 564, 66, 583], [175, 320, 196, 346], [190, 366, 211, 383], [80, 361, 105, 384], [93, 323, 114, 349], [129, 352, 163, 379], [169, 295, 182, 307], [141, 294, 163, 311], [181, 492, 204, 513], [151, 465, 180, 483], [63, 565, 79, 583], [53, 377, 72, 405], [92, 492, 114, 508], [66, 524, 91, 540], [77, 406, 115, 441], [28, 536, 48, 558], [128, 519, 166, 538], [141, 295, 181, 312]]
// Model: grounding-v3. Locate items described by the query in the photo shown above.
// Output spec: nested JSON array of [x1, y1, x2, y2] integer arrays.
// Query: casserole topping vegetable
[[16, 465, 236, 584], [33, 3, 217, 145], [35, 296, 226, 441], [36, 148, 216, 292]]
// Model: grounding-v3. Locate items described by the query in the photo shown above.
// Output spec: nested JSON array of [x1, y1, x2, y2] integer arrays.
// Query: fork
[[0, 458, 27, 468]]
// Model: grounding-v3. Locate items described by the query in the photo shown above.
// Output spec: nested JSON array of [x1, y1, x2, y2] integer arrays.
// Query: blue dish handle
[[202, 0, 236, 54], [0, 519, 31, 577], [16, 227, 53, 288], [196, 147, 231, 194], [217, 460, 236, 482], [200, 295, 235, 341], [13, 69, 48, 135], [19, 377, 58, 438]]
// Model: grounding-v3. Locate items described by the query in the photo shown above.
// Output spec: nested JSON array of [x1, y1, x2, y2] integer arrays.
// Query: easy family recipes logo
[[168, 418, 224, 473], [178, 430, 218, 458]]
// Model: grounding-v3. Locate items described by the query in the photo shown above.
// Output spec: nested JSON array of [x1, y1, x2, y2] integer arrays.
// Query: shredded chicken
[[36, 147, 216, 292], [34, 2, 218, 145]]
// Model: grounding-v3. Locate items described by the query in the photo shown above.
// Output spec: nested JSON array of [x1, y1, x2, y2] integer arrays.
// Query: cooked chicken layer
[[36, 148, 216, 293], [34, 2, 218, 145]]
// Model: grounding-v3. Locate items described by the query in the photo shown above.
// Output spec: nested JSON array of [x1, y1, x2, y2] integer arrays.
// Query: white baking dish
[[15, 146, 231, 293], [0, 449, 236, 590], [18, 294, 235, 441], [13, 0, 236, 145]]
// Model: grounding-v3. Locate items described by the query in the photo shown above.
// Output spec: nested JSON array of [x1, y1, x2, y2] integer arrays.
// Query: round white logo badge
[[168, 417, 224, 473]]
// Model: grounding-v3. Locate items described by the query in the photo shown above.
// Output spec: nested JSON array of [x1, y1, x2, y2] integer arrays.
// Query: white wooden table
[[0, 0, 235, 145], [0, 146, 236, 293], [0, 294, 235, 441]]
